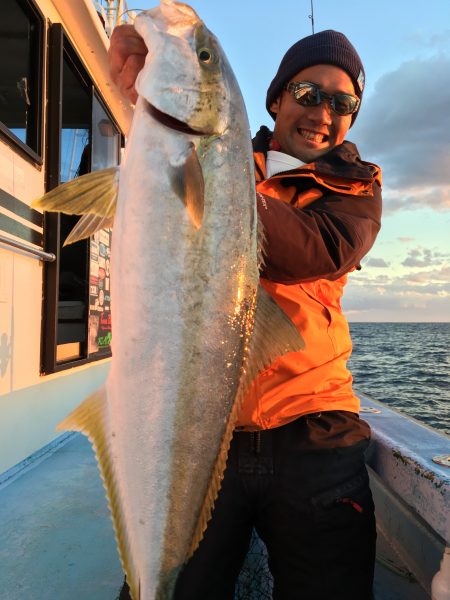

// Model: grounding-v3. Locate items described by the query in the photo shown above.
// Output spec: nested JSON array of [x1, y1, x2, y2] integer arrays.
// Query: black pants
[[119, 418, 376, 600]]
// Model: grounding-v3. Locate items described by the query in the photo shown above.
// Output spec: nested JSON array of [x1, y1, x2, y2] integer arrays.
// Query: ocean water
[[348, 322, 450, 435]]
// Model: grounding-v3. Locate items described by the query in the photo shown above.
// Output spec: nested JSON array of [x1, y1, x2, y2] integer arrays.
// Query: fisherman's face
[[270, 64, 355, 163]]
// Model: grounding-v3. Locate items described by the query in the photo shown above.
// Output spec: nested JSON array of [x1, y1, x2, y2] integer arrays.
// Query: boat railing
[[0, 233, 56, 262], [92, 0, 137, 36], [359, 391, 450, 596]]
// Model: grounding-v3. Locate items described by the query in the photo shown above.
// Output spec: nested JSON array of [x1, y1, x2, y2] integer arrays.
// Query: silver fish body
[[34, 2, 303, 598], [108, 3, 258, 596]]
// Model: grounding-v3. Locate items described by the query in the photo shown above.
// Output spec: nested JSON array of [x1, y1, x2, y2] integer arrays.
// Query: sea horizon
[[348, 322, 449, 434], [348, 320, 450, 324]]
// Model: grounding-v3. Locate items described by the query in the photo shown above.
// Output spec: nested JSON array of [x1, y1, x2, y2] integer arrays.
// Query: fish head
[[134, 0, 234, 136]]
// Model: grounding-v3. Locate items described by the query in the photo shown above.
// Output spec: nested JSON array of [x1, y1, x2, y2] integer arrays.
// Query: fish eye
[[198, 47, 215, 64]]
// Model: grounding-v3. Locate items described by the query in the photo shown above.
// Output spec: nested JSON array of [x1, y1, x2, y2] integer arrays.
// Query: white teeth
[[299, 129, 325, 143]]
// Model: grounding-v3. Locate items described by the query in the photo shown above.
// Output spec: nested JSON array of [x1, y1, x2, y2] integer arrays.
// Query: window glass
[[56, 54, 91, 362], [43, 29, 121, 372], [88, 229, 112, 357], [60, 58, 91, 182], [92, 95, 120, 170], [88, 98, 118, 358], [0, 0, 41, 153]]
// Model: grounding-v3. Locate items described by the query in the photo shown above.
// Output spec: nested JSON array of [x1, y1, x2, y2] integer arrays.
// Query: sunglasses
[[285, 81, 360, 116]]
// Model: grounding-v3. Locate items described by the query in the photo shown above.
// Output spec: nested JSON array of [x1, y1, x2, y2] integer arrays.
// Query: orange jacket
[[236, 127, 382, 430]]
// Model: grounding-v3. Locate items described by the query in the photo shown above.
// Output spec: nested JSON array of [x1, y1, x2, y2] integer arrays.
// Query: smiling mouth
[[145, 100, 206, 136], [298, 128, 329, 144]]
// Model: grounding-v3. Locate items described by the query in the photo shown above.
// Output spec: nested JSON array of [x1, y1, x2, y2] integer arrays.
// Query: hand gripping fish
[[33, 1, 304, 598]]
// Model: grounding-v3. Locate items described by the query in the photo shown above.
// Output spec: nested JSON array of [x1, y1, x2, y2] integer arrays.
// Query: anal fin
[[243, 285, 305, 391], [186, 285, 304, 559]]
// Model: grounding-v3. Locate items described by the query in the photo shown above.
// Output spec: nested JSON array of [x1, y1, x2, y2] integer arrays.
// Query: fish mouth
[[145, 100, 207, 136]]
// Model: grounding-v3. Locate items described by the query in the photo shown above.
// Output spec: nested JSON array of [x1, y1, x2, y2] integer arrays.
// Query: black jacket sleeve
[[257, 181, 382, 283]]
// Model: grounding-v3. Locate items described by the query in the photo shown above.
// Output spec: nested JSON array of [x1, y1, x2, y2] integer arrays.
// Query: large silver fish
[[34, 1, 303, 598]]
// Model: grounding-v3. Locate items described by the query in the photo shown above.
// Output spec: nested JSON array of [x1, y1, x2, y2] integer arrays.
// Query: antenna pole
[[309, 0, 315, 34]]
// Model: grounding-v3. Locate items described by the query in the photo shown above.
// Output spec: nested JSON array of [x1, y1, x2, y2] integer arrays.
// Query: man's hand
[[108, 24, 148, 105]]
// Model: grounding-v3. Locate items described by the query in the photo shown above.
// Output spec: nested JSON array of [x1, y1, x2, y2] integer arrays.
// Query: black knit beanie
[[266, 30, 365, 126]]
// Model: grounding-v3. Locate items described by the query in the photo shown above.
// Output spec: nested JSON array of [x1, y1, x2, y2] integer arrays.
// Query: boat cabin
[[0, 0, 132, 477]]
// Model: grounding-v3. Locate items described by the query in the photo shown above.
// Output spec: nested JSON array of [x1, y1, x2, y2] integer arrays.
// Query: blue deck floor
[[0, 434, 430, 599], [0, 435, 123, 600]]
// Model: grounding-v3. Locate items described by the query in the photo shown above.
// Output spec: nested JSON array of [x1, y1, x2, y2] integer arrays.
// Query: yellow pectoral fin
[[169, 144, 204, 229], [58, 388, 139, 600]]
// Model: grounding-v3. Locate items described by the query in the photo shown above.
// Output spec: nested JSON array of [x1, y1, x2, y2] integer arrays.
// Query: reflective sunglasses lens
[[294, 84, 321, 106], [288, 83, 359, 115], [332, 94, 359, 115]]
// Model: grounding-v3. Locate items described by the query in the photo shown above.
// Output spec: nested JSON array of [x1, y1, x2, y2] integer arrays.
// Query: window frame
[[41, 24, 121, 375], [0, 0, 45, 166]]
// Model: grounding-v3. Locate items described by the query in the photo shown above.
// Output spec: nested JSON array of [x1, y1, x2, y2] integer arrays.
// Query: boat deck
[[0, 433, 430, 599], [0, 434, 122, 600]]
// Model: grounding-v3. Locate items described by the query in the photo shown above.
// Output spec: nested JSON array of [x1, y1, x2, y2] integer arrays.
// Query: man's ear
[[270, 97, 281, 115]]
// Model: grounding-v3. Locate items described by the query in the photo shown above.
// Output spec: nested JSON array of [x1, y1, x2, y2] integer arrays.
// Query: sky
[[124, 0, 450, 322]]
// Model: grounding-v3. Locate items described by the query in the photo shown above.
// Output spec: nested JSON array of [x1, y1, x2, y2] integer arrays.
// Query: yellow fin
[[186, 286, 304, 558], [57, 389, 139, 600], [63, 215, 114, 245], [169, 144, 204, 228], [32, 167, 119, 218], [257, 213, 267, 271], [243, 285, 304, 390]]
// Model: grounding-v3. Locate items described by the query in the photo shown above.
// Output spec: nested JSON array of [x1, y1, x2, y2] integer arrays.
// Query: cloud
[[365, 257, 390, 268], [352, 262, 450, 288], [402, 247, 433, 267], [382, 187, 450, 214], [398, 236, 414, 243], [404, 264, 450, 284], [401, 247, 449, 268], [343, 265, 450, 321], [352, 54, 450, 213], [404, 30, 450, 50]]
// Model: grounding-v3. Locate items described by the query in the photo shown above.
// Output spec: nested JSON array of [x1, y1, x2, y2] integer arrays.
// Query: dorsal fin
[[32, 167, 119, 243], [57, 389, 139, 600], [64, 215, 115, 245]]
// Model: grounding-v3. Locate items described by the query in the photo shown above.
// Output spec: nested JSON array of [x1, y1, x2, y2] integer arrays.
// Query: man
[[110, 25, 382, 600]]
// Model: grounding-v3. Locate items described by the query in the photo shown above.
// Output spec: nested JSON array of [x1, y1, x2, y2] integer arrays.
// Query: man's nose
[[308, 101, 333, 125]]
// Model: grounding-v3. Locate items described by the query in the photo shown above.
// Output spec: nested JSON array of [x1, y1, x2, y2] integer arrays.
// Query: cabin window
[[92, 95, 121, 171], [42, 26, 121, 374], [0, 0, 43, 163]]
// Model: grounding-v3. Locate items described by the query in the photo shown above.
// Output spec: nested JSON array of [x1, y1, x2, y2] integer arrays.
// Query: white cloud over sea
[[344, 255, 450, 321], [400, 246, 450, 268], [346, 48, 450, 321], [352, 54, 450, 214]]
